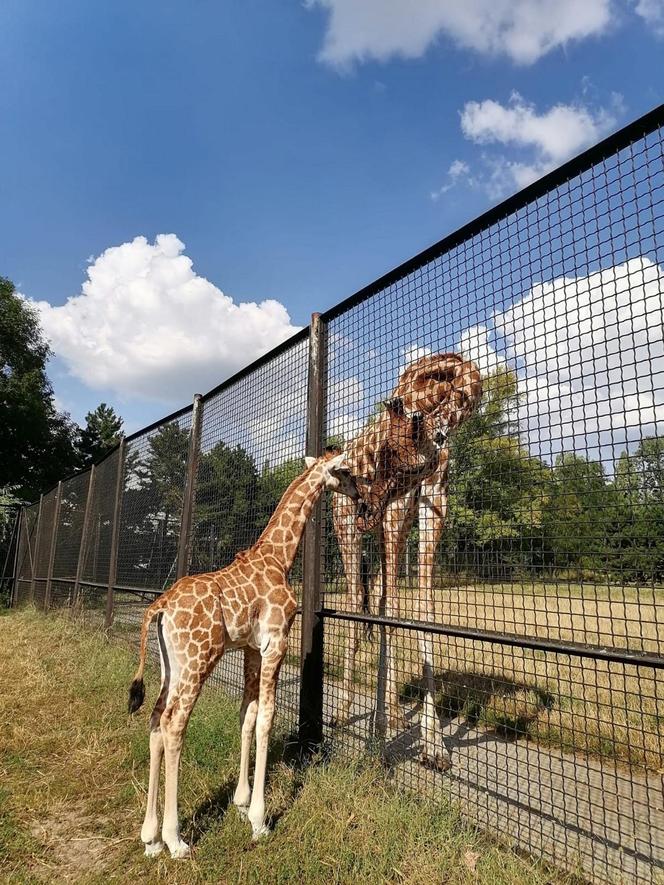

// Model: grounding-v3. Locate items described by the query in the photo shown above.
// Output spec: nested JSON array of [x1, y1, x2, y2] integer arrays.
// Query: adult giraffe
[[331, 353, 482, 770]]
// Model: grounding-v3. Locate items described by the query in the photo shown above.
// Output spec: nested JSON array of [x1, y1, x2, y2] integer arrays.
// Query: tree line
[[1, 277, 124, 501], [445, 369, 664, 583], [4, 273, 663, 586]]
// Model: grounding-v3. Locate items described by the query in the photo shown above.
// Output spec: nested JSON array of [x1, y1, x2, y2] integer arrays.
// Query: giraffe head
[[352, 353, 483, 532], [304, 450, 363, 502], [393, 352, 483, 450]]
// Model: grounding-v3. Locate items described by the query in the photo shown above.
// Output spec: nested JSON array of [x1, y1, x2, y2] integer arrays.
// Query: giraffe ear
[[329, 452, 347, 470], [304, 456, 316, 468]]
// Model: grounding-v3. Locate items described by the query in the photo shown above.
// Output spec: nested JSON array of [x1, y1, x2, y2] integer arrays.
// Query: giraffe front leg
[[234, 648, 261, 817], [417, 474, 451, 771], [382, 494, 416, 733], [247, 636, 285, 839], [330, 507, 363, 727]]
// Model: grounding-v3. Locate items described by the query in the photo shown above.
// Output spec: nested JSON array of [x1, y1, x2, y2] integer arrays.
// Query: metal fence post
[[29, 495, 44, 604], [44, 481, 63, 612], [105, 439, 126, 629], [73, 465, 96, 611], [3, 507, 21, 608], [298, 313, 327, 753], [176, 394, 204, 581]]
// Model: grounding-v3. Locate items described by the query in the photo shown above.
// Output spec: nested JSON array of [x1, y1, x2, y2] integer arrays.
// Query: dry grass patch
[[323, 580, 664, 770], [0, 608, 575, 884]]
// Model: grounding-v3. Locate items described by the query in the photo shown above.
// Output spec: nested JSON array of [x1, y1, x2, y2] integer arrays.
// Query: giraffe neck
[[254, 467, 324, 573]]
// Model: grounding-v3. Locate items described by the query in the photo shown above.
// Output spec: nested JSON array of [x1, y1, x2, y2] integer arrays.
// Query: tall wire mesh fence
[[12, 104, 664, 884]]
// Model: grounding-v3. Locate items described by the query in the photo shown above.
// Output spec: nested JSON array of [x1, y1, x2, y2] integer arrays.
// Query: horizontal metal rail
[[36, 576, 162, 597], [321, 607, 664, 670]]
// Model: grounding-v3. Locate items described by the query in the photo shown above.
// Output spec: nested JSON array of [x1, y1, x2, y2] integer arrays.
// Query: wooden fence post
[[176, 394, 204, 581], [298, 313, 327, 753], [29, 495, 44, 604], [73, 465, 96, 612], [44, 481, 63, 612], [105, 439, 126, 629]]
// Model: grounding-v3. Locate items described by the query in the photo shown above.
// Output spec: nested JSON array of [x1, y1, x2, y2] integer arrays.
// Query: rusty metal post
[[176, 394, 204, 581], [44, 481, 63, 611], [73, 465, 96, 612], [29, 495, 44, 605], [105, 439, 126, 629], [298, 313, 327, 753]]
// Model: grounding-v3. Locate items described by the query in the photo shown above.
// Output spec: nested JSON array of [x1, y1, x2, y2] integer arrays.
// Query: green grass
[[0, 608, 578, 884]]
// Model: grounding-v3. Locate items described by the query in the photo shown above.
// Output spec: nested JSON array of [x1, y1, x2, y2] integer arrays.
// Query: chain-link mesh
[[190, 337, 309, 723], [117, 410, 192, 592], [77, 449, 120, 622], [0, 504, 19, 605], [48, 470, 91, 609], [14, 504, 39, 606], [12, 107, 664, 884], [320, 119, 664, 882], [32, 489, 58, 610]]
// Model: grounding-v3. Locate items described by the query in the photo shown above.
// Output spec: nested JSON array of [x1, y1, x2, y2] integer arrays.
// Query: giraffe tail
[[128, 597, 167, 714]]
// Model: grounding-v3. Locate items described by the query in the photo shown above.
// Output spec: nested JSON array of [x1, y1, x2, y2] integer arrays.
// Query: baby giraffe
[[127, 451, 361, 857]]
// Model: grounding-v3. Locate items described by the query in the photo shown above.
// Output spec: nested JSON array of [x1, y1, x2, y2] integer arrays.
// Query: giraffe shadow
[[400, 668, 554, 742], [183, 732, 307, 843], [183, 778, 237, 845]]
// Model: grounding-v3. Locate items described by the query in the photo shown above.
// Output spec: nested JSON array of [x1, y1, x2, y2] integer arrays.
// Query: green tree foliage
[[610, 438, 664, 581], [256, 457, 303, 527], [542, 453, 617, 576], [0, 277, 79, 499], [78, 403, 124, 466], [118, 423, 190, 588], [193, 442, 261, 570], [445, 369, 551, 577]]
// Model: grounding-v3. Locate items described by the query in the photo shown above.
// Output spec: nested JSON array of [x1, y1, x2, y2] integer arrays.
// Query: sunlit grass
[[0, 608, 573, 884]]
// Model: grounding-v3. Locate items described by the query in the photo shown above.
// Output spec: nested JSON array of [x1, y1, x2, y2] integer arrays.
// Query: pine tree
[[78, 403, 124, 466]]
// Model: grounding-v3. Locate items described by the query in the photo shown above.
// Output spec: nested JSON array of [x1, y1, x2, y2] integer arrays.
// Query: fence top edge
[[28, 102, 664, 504], [200, 326, 310, 403], [27, 326, 312, 505], [321, 101, 664, 324]]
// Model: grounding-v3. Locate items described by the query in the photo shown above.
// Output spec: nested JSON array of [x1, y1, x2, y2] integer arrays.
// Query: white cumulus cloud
[[459, 92, 618, 195], [634, 0, 664, 35], [306, 0, 613, 67], [27, 234, 300, 405], [466, 257, 664, 460], [430, 159, 472, 201], [460, 93, 614, 163]]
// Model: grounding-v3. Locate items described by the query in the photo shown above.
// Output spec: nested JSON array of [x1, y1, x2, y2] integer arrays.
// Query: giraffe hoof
[[420, 749, 452, 772], [236, 804, 249, 820], [143, 840, 164, 858], [169, 841, 191, 859], [251, 823, 271, 840]]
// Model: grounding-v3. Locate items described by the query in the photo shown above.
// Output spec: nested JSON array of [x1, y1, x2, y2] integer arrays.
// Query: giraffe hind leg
[[141, 614, 170, 856], [234, 647, 261, 816], [160, 611, 224, 859]]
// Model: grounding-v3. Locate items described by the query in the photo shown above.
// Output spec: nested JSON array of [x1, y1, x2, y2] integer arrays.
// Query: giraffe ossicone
[[128, 450, 361, 855]]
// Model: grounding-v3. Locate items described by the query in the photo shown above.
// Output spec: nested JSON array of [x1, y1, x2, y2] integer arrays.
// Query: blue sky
[[1, 0, 663, 435]]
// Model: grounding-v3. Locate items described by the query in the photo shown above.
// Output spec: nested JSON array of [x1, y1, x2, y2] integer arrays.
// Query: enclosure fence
[[10, 104, 664, 884]]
